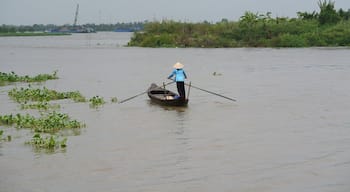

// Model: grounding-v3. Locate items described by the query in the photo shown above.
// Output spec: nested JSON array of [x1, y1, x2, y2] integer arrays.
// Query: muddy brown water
[[1, 32, 350, 192]]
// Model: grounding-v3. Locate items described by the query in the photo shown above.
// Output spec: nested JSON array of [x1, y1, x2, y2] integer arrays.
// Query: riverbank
[[128, 1, 350, 48], [128, 19, 350, 48], [0, 32, 71, 37]]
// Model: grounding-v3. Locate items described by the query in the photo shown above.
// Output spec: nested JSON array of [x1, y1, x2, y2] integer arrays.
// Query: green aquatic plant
[[0, 130, 11, 142], [89, 95, 105, 107], [0, 113, 32, 127], [111, 97, 118, 103], [0, 112, 85, 134], [0, 70, 93, 153], [0, 71, 58, 85], [1, 112, 83, 151], [65, 91, 87, 102], [26, 133, 67, 149], [8, 87, 86, 103], [212, 72, 223, 76], [20, 102, 61, 110], [35, 112, 84, 133]]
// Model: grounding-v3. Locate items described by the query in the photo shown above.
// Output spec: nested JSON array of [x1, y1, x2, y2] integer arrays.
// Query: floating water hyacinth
[[111, 97, 118, 103], [89, 95, 106, 107], [0, 71, 58, 86], [20, 101, 61, 111], [26, 133, 67, 150], [8, 87, 86, 103], [0, 130, 11, 142], [1, 70, 119, 152], [0, 112, 85, 134]]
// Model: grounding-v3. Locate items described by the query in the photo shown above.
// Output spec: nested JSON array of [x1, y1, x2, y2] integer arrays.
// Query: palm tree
[[318, 0, 340, 25]]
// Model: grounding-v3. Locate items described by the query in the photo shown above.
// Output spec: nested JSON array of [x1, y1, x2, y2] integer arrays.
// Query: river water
[[0, 32, 350, 192]]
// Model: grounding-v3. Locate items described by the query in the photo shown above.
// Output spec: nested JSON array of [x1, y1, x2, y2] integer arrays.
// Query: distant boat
[[114, 28, 134, 32], [71, 26, 96, 33], [50, 4, 95, 34], [114, 26, 142, 32], [50, 26, 95, 34]]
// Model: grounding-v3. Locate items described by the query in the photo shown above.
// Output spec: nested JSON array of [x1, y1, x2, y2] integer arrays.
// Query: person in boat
[[168, 62, 187, 100]]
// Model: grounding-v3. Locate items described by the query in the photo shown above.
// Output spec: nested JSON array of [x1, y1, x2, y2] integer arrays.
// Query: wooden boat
[[147, 83, 188, 106]]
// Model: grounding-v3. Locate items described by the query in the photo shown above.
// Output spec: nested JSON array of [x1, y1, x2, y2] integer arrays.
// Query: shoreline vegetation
[[1, 0, 349, 47], [128, 0, 350, 48], [128, 19, 350, 48]]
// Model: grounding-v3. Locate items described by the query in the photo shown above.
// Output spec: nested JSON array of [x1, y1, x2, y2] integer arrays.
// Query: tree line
[[0, 22, 144, 33], [128, 0, 350, 47]]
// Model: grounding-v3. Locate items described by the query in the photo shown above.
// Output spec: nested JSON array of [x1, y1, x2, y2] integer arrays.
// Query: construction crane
[[71, 3, 95, 33], [73, 4, 79, 27]]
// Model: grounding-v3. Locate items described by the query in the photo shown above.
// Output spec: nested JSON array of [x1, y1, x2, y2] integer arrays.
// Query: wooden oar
[[118, 81, 175, 104], [118, 91, 147, 104], [185, 83, 236, 102]]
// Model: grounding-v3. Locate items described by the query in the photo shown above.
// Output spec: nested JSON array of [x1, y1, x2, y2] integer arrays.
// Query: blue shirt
[[168, 69, 187, 82]]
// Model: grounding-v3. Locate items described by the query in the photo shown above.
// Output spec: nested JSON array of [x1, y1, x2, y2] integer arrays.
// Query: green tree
[[318, 0, 341, 25], [297, 11, 319, 20], [239, 11, 259, 45], [338, 8, 350, 20]]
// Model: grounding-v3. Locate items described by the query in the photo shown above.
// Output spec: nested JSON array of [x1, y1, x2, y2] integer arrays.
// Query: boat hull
[[147, 83, 188, 106]]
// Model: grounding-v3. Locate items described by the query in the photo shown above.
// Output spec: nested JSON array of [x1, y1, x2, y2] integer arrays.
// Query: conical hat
[[173, 62, 184, 69]]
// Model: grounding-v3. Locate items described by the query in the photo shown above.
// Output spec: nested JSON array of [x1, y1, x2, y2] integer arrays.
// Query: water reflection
[[147, 100, 188, 113], [167, 105, 192, 184], [33, 147, 67, 158], [147, 99, 189, 142], [174, 111, 187, 135], [147, 99, 191, 174]]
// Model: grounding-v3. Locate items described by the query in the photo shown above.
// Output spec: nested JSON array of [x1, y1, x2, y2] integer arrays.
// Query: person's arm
[[183, 70, 187, 79], [168, 70, 175, 79]]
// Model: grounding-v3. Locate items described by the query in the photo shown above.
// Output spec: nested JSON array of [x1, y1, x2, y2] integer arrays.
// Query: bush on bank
[[128, 1, 350, 48], [129, 19, 350, 48]]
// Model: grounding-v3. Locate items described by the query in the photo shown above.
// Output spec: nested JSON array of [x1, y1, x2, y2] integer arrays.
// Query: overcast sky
[[1, 0, 350, 25]]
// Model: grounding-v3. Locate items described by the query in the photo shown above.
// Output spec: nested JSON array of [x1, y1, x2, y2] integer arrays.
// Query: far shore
[[0, 32, 71, 37]]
